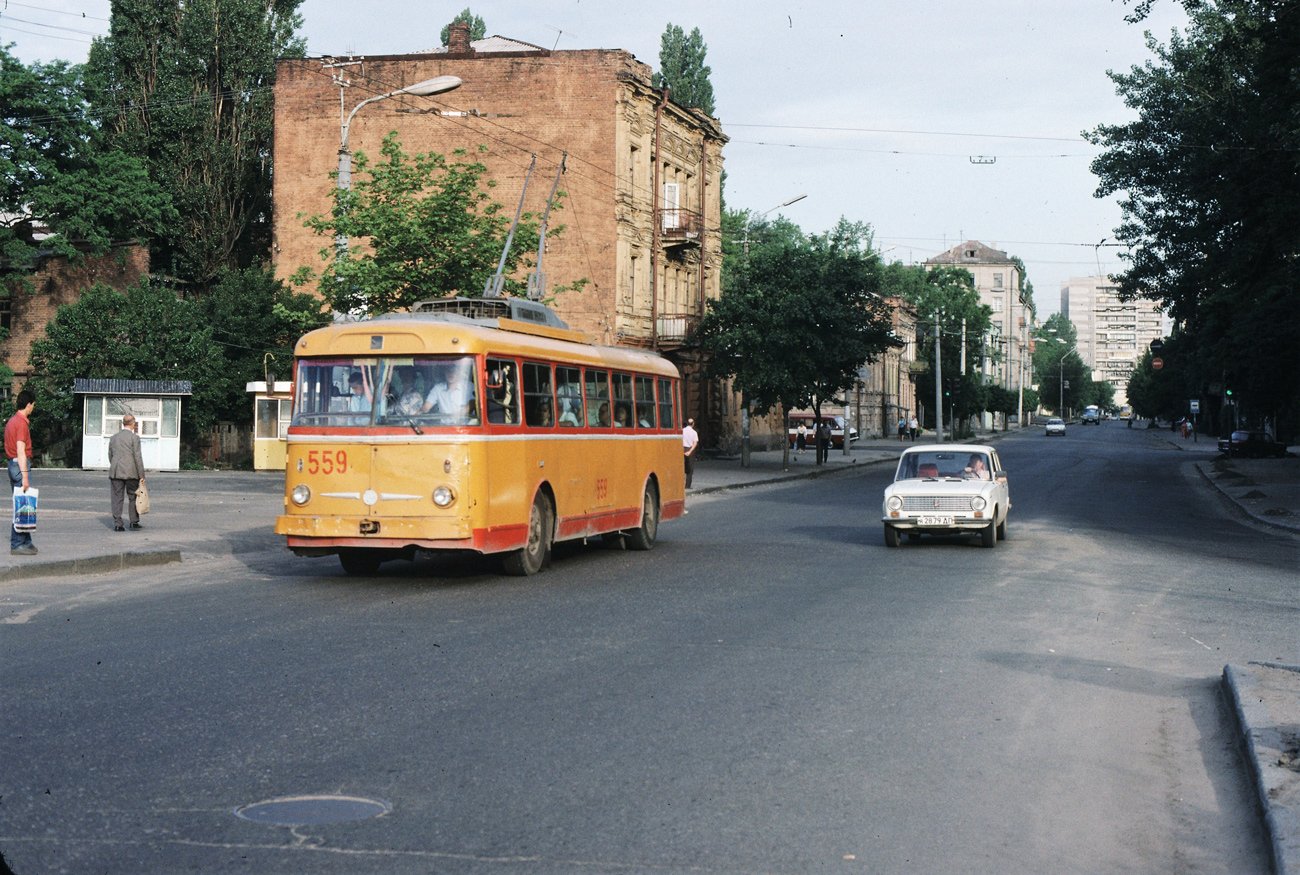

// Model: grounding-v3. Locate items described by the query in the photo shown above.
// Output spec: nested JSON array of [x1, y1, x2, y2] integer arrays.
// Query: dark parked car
[[1218, 430, 1288, 458]]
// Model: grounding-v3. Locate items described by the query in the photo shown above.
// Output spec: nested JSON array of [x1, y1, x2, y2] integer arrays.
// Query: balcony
[[659, 207, 702, 248], [655, 311, 700, 347]]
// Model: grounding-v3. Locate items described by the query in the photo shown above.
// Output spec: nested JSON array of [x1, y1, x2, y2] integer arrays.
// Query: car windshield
[[896, 451, 989, 481]]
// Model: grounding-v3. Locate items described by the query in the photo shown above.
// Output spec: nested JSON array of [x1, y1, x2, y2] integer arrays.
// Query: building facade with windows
[[270, 23, 728, 436], [924, 241, 1034, 424], [1060, 276, 1170, 406]]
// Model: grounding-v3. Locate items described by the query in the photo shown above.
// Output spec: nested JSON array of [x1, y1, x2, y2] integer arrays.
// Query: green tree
[[1032, 315, 1090, 415], [200, 266, 330, 427], [697, 218, 896, 464], [84, 0, 306, 285], [293, 134, 572, 315], [1, 47, 173, 292], [654, 24, 716, 114], [27, 281, 228, 448], [897, 266, 993, 432], [1087, 0, 1300, 435], [440, 8, 486, 44]]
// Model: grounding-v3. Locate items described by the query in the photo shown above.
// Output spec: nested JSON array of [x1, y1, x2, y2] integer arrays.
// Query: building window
[[993, 273, 1004, 289], [0, 299, 10, 333]]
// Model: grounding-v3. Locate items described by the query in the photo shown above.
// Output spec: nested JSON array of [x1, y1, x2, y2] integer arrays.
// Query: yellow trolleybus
[[274, 298, 686, 576]]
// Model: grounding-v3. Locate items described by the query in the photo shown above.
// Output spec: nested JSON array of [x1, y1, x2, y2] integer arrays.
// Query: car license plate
[[917, 515, 954, 526]]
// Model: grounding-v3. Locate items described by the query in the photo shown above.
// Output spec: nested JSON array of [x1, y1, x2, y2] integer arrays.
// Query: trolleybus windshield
[[292, 356, 480, 427]]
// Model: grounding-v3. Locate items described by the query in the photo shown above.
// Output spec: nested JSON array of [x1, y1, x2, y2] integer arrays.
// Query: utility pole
[[934, 310, 944, 443]]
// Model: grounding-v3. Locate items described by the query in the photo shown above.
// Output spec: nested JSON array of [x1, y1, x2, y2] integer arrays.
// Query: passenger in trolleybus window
[[422, 361, 477, 422], [346, 371, 372, 412]]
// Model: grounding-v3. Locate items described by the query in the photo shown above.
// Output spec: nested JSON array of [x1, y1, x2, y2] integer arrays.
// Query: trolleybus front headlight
[[432, 486, 456, 508], [291, 484, 311, 506]]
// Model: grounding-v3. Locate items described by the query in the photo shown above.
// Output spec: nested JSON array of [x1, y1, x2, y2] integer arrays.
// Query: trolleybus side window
[[657, 377, 675, 430], [486, 358, 518, 424], [586, 369, 611, 427], [634, 375, 656, 428], [523, 362, 554, 427], [612, 372, 633, 428], [556, 366, 583, 427]]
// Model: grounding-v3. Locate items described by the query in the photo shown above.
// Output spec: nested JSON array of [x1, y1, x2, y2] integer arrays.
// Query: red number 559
[[306, 449, 348, 475]]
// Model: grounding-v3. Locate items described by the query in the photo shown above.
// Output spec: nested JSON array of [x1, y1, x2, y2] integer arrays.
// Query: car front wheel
[[883, 524, 900, 548], [980, 520, 996, 548]]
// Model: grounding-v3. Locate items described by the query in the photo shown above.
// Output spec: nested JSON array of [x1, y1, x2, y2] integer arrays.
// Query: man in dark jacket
[[108, 414, 146, 531]]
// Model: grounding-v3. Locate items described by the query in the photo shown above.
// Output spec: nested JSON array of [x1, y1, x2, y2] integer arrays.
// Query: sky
[[3, 0, 1191, 316]]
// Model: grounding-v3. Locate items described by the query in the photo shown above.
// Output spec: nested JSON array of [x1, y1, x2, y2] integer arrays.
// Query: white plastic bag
[[12, 487, 38, 532]]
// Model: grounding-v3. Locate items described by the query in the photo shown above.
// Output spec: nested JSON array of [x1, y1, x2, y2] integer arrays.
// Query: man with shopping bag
[[5, 390, 37, 555], [108, 414, 146, 532]]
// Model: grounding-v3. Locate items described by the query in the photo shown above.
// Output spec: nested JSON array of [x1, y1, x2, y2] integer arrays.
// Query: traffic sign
[[1152, 357, 1164, 370], [1189, 399, 1200, 413]]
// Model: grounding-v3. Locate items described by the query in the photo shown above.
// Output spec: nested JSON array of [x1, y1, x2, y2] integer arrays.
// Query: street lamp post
[[336, 75, 462, 254], [1057, 345, 1078, 417], [741, 194, 807, 468]]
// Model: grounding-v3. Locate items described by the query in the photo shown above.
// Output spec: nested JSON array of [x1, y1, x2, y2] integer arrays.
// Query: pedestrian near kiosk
[[5, 390, 37, 555], [108, 413, 146, 531], [682, 417, 699, 489]]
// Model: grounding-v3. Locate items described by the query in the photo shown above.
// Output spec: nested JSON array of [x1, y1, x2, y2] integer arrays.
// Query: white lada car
[[881, 444, 1010, 548]]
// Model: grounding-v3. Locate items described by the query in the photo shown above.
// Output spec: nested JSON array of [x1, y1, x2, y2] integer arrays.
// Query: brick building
[[2, 243, 151, 397], [270, 23, 728, 431]]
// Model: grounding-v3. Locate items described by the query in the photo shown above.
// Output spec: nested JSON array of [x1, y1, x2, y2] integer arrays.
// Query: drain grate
[[235, 794, 391, 826]]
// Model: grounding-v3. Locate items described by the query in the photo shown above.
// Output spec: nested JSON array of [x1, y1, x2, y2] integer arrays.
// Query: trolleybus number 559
[[303, 449, 348, 475]]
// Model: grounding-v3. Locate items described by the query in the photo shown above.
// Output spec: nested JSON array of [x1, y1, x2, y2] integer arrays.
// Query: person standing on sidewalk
[[682, 417, 699, 489], [6, 389, 37, 555], [108, 414, 146, 531], [909, 414, 919, 441], [816, 419, 831, 464]]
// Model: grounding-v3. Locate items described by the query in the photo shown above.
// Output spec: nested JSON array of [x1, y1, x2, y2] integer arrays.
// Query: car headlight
[[970, 495, 987, 511], [432, 486, 456, 508], [290, 484, 311, 506], [886, 495, 903, 512]]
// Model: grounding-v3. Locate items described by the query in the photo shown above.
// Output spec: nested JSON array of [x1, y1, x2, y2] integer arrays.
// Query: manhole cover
[[234, 794, 391, 826]]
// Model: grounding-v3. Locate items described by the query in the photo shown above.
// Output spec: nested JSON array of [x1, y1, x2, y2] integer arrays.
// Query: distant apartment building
[[924, 241, 1034, 422], [1060, 276, 1170, 406], [270, 22, 727, 434]]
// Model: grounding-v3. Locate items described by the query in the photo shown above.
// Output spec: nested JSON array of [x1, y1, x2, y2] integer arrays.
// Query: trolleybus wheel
[[624, 483, 659, 551], [503, 493, 553, 576], [339, 548, 383, 575]]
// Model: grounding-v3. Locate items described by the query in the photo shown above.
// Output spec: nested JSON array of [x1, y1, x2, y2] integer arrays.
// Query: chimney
[[447, 21, 474, 54]]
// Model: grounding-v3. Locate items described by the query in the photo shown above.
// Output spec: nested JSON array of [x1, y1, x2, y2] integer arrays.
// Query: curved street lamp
[[336, 75, 463, 254]]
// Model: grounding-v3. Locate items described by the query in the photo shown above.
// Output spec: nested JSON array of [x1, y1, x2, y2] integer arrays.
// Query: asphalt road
[[2, 422, 1296, 873]]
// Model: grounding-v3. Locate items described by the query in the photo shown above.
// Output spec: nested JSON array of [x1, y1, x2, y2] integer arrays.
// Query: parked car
[[1045, 418, 1066, 436], [1217, 430, 1287, 458], [881, 444, 1010, 548], [786, 412, 859, 449]]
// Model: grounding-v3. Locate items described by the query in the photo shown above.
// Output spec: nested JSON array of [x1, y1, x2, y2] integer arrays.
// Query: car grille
[[901, 496, 972, 512]]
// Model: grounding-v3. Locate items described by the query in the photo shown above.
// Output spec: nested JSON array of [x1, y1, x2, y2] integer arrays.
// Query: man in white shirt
[[682, 417, 699, 489], [423, 365, 474, 420]]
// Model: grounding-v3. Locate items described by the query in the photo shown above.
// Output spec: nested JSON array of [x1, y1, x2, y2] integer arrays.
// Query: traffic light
[[1225, 387, 1234, 399]]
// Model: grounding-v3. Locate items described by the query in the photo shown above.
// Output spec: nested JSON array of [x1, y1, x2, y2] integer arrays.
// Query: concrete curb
[[1223, 662, 1300, 875], [1193, 463, 1300, 535], [0, 549, 182, 583]]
